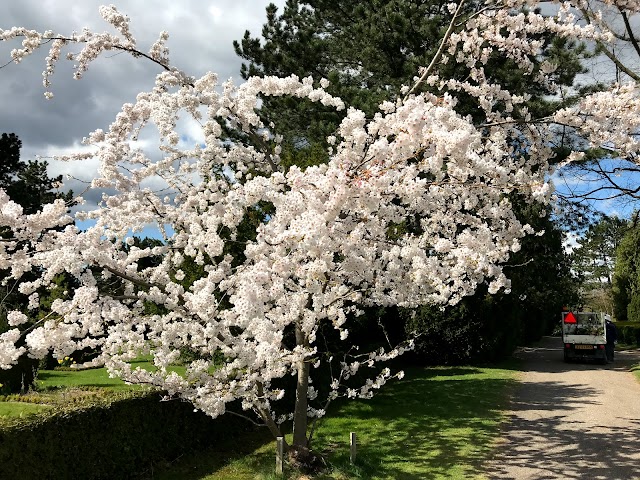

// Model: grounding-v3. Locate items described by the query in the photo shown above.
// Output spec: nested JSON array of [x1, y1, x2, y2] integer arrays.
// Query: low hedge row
[[616, 322, 640, 346], [0, 390, 257, 479]]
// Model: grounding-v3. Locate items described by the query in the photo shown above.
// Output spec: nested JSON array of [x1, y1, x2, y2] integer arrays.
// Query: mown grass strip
[[0, 358, 185, 417], [155, 363, 519, 480], [36, 368, 137, 391], [0, 402, 52, 417], [36, 358, 185, 391]]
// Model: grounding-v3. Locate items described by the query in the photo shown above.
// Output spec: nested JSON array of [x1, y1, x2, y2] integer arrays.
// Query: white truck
[[561, 311, 608, 364]]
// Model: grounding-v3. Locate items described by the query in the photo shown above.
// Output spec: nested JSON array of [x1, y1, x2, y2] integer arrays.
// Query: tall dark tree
[[0, 134, 73, 215], [612, 213, 640, 322], [0, 133, 22, 187], [234, 0, 586, 151], [571, 214, 628, 314]]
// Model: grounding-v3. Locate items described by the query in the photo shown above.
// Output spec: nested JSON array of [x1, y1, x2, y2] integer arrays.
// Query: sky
[[0, 1, 283, 208]]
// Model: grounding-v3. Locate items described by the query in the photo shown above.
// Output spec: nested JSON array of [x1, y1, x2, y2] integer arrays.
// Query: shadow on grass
[[37, 370, 135, 391], [149, 428, 274, 480], [149, 364, 517, 480], [312, 366, 516, 479]]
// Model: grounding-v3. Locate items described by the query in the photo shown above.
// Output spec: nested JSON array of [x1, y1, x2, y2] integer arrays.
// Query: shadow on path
[[484, 336, 640, 480]]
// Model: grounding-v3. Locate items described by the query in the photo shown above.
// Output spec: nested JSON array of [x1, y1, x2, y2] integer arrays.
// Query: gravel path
[[483, 336, 640, 480]]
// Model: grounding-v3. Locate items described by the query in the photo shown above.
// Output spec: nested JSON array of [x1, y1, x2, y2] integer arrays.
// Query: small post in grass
[[276, 436, 284, 475], [350, 431, 357, 464]]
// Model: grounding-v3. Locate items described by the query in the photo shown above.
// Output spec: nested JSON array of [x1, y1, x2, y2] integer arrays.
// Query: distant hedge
[[615, 322, 640, 346], [0, 390, 257, 479]]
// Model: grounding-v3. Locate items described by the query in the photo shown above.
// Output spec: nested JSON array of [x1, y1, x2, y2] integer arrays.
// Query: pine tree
[[234, 0, 586, 150], [0, 133, 73, 215]]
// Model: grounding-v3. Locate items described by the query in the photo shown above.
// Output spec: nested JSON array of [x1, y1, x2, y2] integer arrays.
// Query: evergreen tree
[[571, 214, 628, 314], [0, 133, 73, 215], [234, 0, 586, 150], [612, 213, 640, 322], [0, 133, 22, 188]]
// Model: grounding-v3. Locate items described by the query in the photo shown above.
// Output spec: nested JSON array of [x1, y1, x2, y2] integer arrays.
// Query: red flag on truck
[[564, 312, 577, 324]]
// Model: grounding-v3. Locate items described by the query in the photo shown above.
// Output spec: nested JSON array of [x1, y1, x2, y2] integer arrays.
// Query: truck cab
[[562, 311, 608, 364]]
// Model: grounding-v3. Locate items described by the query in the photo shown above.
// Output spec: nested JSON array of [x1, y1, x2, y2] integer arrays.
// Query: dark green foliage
[[615, 322, 640, 346], [504, 199, 580, 343], [0, 391, 257, 480], [402, 198, 579, 364], [627, 295, 640, 324], [401, 288, 523, 365], [235, 1, 586, 149], [0, 133, 73, 215], [612, 214, 640, 322], [612, 273, 631, 322], [0, 355, 38, 394], [279, 141, 331, 172], [0, 133, 22, 187]]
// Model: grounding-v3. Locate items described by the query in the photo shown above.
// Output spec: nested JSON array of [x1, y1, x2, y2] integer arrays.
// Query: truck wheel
[[564, 351, 571, 363]]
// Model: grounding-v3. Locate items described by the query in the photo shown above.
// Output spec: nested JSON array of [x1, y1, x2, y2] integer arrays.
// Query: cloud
[[563, 231, 580, 254], [0, 1, 284, 205]]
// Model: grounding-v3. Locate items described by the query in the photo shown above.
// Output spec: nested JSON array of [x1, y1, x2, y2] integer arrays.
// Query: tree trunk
[[292, 324, 310, 451]]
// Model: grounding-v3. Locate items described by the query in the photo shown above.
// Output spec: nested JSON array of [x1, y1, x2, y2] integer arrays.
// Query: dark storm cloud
[[0, 0, 283, 190]]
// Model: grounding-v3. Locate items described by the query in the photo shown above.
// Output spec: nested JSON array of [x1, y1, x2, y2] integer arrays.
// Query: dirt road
[[483, 336, 640, 480]]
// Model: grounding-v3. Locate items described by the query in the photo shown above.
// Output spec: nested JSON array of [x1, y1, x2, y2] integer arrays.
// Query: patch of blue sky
[[552, 157, 640, 219]]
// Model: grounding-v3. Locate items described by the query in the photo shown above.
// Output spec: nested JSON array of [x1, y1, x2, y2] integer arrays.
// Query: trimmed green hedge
[[616, 322, 640, 346], [0, 390, 256, 479]]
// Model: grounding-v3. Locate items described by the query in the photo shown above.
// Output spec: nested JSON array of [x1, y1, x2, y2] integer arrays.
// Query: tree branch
[[619, 7, 640, 60], [404, 0, 467, 99]]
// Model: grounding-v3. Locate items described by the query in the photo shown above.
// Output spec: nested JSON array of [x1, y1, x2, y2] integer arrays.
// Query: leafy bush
[[0, 390, 256, 479], [400, 288, 523, 365], [615, 322, 640, 346], [627, 296, 640, 324], [0, 353, 38, 394]]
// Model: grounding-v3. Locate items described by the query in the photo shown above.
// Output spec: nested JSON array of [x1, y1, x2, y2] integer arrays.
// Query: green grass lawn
[[36, 367, 137, 391], [36, 357, 186, 391], [154, 363, 519, 480], [0, 360, 519, 478], [0, 401, 52, 417], [0, 358, 186, 418]]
